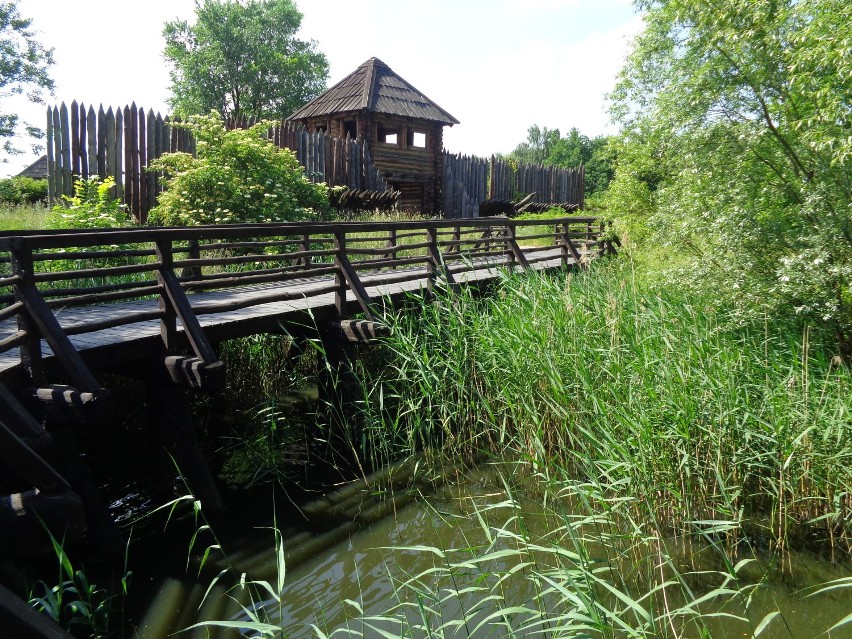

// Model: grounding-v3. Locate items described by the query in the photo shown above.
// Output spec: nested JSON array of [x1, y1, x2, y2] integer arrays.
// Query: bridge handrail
[[0, 216, 615, 388]]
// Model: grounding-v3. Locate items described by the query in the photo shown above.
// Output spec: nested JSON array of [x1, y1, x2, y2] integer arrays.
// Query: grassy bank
[[358, 261, 852, 556], [0, 202, 50, 230]]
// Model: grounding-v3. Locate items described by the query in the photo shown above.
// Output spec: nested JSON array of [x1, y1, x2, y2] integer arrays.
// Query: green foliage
[[0, 201, 49, 230], [508, 125, 616, 196], [163, 0, 328, 121], [610, 0, 852, 353], [361, 265, 852, 548], [0, 176, 47, 203], [148, 112, 330, 226], [29, 533, 129, 638], [0, 2, 54, 158], [48, 177, 130, 229]]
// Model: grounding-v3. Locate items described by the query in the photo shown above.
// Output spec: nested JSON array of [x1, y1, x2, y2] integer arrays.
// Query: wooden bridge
[[0, 216, 613, 565]]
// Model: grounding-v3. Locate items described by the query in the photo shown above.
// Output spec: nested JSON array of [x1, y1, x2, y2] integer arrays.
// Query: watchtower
[[288, 58, 459, 214]]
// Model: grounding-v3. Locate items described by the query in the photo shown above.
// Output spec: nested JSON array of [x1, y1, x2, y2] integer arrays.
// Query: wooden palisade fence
[[48, 102, 586, 222], [47, 102, 390, 223], [442, 152, 585, 218]]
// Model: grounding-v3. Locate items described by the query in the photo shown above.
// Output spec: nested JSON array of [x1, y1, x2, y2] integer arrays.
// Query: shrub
[[0, 177, 48, 204], [148, 112, 330, 226], [48, 177, 130, 229]]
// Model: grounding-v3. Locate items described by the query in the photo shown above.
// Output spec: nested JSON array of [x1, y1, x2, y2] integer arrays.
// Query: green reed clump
[[360, 261, 852, 552]]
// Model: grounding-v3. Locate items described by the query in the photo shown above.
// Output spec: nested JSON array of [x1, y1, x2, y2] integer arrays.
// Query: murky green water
[[135, 461, 852, 639]]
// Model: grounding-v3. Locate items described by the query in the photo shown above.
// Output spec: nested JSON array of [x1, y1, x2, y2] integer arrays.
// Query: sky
[[4, 0, 644, 177]]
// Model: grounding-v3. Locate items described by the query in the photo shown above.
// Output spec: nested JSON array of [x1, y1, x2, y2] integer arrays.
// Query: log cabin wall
[[368, 115, 442, 213], [293, 113, 445, 213]]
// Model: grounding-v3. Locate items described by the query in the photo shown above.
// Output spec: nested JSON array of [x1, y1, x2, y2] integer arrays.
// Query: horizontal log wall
[[47, 103, 390, 223]]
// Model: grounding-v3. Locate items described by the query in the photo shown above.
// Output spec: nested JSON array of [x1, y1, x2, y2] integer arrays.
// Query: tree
[[163, 0, 328, 122], [611, 0, 852, 352], [509, 125, 561, 166], [148, 112, 329, 226], [0, 2, 53, 157], [509, 125, 616, 196]]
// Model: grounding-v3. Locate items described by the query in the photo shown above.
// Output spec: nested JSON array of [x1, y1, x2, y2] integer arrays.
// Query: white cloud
[[2, 0, 643, 175]]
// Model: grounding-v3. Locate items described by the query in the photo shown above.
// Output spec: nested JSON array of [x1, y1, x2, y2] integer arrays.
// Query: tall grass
[[358, 261, 852, 556], [0, 202, 50, 230]]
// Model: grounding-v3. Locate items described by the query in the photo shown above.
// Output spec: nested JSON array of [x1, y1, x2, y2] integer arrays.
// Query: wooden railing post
[[426, 226, 437, 294], [333, 230, 347, 317], [10, 241, 43, 384], [185, 239, 202, 280], [505, 220, 531, 271], [426, 224, 458, 294], [10, 240, 104, 395], [155, 237, 178, 352], [384, 228, 397, 266], [561, 221, 583, 267], [300, 232, 310, 268]]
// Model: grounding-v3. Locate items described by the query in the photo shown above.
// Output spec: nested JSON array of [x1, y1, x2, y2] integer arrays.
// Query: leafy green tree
[[509, 125, 561, 166], [149, 112, 329, 226], [163, 0, 328, 121], [509, 125, 616, 196], [0, 2, 53, 157], [611, 0, 852, 352]]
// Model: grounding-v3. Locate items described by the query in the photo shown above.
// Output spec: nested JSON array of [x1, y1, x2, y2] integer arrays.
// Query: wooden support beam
[[32, 385, 111, 425], [559, 223, 583, 265], [0, 419, 70, 494], [327, 320, 389, 344], [10, 245, 43, 384], [163, 356, 226, 392], [337, 251, 377, 321], [505, 223, 532, 271], [159, 268, 220, 364], [17, 282, 104, 394], [145, 376, 224, 515], [0, 568, 81, 636]]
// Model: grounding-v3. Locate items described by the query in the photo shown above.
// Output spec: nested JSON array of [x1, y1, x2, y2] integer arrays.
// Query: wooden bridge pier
[[0, 216, 615, 558]]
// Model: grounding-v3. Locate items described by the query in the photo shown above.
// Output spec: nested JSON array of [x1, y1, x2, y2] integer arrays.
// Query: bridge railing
[[0, 216, 614, 386]]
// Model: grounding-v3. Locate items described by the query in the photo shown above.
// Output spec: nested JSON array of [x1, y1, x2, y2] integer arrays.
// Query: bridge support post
[[317, 325, 360, 465], [316, 320, 388, 470], [145, 375, 224, 515]]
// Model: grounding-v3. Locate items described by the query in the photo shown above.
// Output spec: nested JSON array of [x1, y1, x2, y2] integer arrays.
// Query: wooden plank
[[105, 108, 116, 192], [326, 320, 388, 344], [0, 581, 77, 639], [79, 103, 89, 179], [70, 100, 80, 180], [45, 107, 55, 202], [97, 105, 106, 178], [59, 103, 72, 196], [129, 103, 139, 220], [86, 105, 97, 178], [116, 107, 125, 201], [138, 107, 147, 223]]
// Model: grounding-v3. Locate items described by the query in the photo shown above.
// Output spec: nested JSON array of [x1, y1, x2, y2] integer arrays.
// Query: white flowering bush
[[148, 112, 330, 226], [610, 0, 852, 353]]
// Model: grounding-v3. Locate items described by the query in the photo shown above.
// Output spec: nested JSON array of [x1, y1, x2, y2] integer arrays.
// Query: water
[[133, 460, 852, 639]]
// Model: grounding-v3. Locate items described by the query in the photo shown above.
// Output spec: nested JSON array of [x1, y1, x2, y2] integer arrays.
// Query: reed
[[358, 260, 852, 556]]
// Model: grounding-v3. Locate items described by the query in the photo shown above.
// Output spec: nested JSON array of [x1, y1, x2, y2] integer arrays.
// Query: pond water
[[131, 460, 852, 639]]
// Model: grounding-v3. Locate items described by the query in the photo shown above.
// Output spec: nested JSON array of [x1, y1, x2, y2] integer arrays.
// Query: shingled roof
[[16, 155, 48, 179], [288, 57, 459, 126]]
